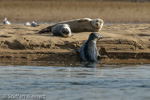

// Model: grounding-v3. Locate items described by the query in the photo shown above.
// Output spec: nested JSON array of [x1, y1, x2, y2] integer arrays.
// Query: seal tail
[[38, 26, 53, 34]]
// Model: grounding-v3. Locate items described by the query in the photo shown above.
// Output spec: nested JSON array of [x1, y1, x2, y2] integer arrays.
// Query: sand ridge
[[0, 24, 150, 64]]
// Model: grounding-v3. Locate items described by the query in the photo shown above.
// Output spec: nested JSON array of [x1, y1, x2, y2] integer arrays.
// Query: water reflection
[[81, 62, 98, 68]]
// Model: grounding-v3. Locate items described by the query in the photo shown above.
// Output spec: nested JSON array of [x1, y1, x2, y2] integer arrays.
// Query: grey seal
[[39, 18, 104, 33], [52, 24, 72, 37], [80, 32, 103, 63]]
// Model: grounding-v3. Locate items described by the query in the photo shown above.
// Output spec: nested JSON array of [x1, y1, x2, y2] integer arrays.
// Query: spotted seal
[[39, 18, 104, 33], [52, 24, 72, 37], [80, 32, 103, 63]]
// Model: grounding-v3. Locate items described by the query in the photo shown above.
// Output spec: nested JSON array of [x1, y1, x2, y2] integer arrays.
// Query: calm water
[[0, 63, 150, 100]]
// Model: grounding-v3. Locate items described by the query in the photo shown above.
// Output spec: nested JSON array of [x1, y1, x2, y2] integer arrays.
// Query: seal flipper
[[80, 42, 88, 62], [97, 48, 101, 58], [38, 26, 53, 34]]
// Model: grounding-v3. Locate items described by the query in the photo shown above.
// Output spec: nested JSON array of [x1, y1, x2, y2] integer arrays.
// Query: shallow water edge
[[0, 60, 148, 68], [1, 64, 150, 100]]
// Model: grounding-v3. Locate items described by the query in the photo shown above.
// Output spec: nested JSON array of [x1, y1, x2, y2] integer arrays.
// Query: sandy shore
[[0, 24, 150, 64]]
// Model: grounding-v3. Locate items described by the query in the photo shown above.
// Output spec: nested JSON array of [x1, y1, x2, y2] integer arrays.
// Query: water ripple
[[0, 64, 150, 100]]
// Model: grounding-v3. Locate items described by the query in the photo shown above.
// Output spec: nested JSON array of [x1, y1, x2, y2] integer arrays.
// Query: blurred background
[[0, 0, 150, 24]]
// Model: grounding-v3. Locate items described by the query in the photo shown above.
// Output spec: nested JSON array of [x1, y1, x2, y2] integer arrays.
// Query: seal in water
[[39, 18, 104, 33], [52, 24, 72, 37], [80, 32, 103, 63]]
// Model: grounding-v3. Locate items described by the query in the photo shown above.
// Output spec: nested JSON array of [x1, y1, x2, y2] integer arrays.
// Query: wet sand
[[0, 24, 150, 64]]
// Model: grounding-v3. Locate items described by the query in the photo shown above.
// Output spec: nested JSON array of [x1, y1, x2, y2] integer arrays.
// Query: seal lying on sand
[[52, 24, 72, 37], [80, 32, 103, 63], [39, 18, 104, 33]]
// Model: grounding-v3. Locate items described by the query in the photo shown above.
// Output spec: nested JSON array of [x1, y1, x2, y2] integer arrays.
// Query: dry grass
[[0, 0, 150, 23]]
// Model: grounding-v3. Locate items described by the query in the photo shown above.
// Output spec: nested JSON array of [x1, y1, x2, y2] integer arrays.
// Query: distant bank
[[0, 1, 150, 23]]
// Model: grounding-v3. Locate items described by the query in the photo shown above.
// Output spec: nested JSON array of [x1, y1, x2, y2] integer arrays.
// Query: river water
[[0, 63, 150, 100]]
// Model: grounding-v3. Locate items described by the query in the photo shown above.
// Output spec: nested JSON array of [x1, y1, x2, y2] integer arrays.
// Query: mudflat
[[0, 24, 150, 64]]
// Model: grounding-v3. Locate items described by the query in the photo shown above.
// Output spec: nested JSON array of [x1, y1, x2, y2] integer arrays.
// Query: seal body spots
[[39, 18, 104, 33], [57, 18, 104, 32], [80, 33, 103, 63], [3, 18, 11, 25], [52, 24, 72, 37]]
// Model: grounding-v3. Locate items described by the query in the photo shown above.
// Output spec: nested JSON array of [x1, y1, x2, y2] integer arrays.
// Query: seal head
[[52, 24, 72, 37], [60, 26, 71, 37], [80, 33, 103, 63], [88, 32, 103, 41], [90, 19, 104, 31]]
